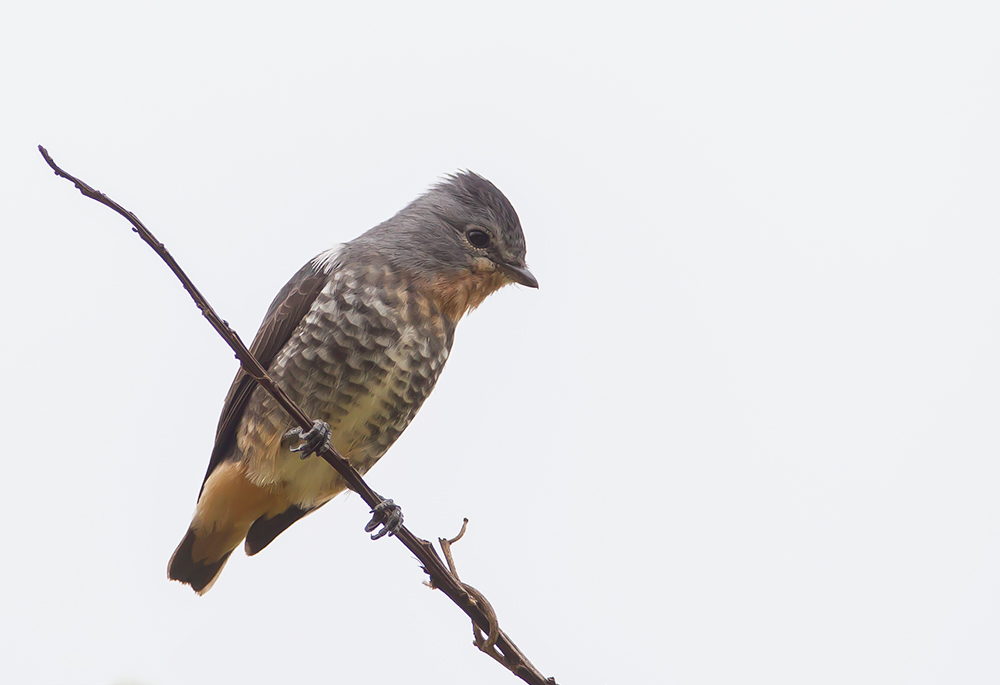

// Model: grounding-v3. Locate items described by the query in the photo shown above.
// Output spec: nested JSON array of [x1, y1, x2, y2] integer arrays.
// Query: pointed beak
[[499, 262, 539, 289]]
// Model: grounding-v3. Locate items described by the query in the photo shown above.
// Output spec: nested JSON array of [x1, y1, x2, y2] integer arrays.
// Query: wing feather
[[198, 248, 342, 492]]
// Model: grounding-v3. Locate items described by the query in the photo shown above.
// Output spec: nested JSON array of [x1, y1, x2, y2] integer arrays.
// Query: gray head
[[357, 171, 537, 289]]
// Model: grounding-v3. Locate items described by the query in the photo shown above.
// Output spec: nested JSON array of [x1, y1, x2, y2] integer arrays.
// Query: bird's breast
[[240, 268, 454, 506]]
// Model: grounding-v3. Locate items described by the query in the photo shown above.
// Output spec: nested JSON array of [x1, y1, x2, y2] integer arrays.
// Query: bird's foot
[[285, 420, 332, 459], [365, 498, 404, 540]]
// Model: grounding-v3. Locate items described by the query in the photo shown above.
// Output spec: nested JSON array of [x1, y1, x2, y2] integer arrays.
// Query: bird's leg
[[365, 494, 404, 540], [284, 420, 332, 459]]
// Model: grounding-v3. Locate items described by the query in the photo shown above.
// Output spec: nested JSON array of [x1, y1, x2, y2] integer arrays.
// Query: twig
[[440, 518, 470, 576], [438, 520, 503, 658], [39, 145, 556, 685]]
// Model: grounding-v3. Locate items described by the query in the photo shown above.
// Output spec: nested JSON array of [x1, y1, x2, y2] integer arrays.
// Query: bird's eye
[[467, 229, 490, 249]]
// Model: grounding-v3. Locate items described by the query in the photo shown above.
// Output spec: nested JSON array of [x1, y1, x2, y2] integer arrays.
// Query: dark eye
[[467, 229, 490, 249]]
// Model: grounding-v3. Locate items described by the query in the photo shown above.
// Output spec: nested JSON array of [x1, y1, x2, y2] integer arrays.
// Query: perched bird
[[167, 172, 536, 594]]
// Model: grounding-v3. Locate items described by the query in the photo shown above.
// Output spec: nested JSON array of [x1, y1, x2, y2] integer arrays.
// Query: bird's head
[[424, 171, 538, 290], [362, 171, 537, 320]]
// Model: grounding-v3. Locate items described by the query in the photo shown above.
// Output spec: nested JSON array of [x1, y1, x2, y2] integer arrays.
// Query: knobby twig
[[438, 519, 503, 659], [39, 146, 556, 685]]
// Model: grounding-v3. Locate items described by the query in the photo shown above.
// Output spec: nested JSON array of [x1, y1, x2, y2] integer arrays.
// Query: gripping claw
[[365, 499, 404, 540], [285, 420, 332, 459]]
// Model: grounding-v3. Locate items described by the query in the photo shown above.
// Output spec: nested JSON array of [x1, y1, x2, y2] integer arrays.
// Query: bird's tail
[[167, 526, 238, 595], [168, 462, 285, 594]]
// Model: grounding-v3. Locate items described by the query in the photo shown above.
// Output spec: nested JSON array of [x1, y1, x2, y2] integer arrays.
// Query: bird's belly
[[266, 365, 422, 508], [240, 290, 452, 509]]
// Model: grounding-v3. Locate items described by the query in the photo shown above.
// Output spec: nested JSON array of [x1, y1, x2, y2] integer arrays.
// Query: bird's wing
[[199, 247, 344, 492]]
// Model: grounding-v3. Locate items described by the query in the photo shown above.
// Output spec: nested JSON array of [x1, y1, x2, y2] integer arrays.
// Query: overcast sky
[[1, 2, 998, 684]]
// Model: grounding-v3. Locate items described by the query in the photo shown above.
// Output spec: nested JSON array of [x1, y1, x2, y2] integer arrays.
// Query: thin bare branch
[[440, 518, 470, 576], [447, 518, 470, 546], [439, 519, 502, 656], [40, 145, 556, 685]]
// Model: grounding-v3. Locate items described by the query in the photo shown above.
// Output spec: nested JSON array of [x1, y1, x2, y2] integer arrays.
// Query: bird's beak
[[499, 262, 539, 289]]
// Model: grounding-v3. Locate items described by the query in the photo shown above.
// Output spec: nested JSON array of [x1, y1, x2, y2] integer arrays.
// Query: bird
[[167, 171, 537, 594]]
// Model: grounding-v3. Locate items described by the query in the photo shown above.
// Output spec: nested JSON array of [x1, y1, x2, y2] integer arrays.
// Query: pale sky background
[[1, 2, 998, 684]]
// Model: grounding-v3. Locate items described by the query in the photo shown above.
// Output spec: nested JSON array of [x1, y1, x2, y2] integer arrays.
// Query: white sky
[[2, 2, 998, 684]]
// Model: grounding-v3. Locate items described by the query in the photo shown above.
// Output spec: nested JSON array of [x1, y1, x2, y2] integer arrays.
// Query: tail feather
[[168, 462, 288, 594], [168, 527, 235, 595], [245, 505, 312, 556]]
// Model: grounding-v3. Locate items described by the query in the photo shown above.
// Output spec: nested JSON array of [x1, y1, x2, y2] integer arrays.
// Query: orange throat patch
[[419, 268, 508, 321]]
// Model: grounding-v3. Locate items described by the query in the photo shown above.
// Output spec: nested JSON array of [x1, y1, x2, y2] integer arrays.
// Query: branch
[[40, 145, 556, 685], [438, 519, 503, 659]]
